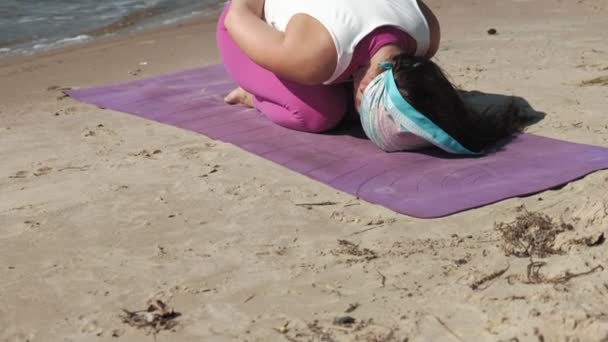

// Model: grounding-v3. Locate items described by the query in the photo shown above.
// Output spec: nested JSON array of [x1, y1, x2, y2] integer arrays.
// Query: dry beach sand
[[2, 0, 608, 341]]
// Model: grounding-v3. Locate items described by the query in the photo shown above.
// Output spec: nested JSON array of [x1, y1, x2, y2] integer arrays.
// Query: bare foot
[[224, 87, 254, 108]]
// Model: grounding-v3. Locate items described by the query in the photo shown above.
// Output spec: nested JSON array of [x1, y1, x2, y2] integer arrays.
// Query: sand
[[1, 1, 608, 341]]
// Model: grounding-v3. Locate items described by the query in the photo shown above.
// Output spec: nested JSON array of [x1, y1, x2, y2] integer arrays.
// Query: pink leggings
[[216, 4, 349, 133]]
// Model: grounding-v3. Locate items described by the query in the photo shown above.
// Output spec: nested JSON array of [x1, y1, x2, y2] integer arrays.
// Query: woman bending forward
[[217, 0, 520, 154]]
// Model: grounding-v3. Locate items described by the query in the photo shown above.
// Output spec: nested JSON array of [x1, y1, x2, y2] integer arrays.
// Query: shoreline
[[0, 2, 224, 61], [2, 1, 608, 341], [0, 9, 222, 88]]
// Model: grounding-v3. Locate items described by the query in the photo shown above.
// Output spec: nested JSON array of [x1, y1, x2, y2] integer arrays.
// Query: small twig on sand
[[470, 264, 511, 291], [295, 201, 338, 207], [433, 316, 465, 342], [350, 225, 385, 236], [525, 261, 604, 285], [244, 294, 256, 303], [377, 270, 387, 288], [345, 303, 360, 313], [550, 265, 604, 283], [58, 165, 92, 172]]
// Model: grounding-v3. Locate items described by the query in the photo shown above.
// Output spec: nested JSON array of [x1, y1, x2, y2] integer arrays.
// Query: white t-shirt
[[264, 0, 431, 84]]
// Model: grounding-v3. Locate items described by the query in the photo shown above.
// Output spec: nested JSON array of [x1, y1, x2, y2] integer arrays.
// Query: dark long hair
[[391, 54, 523, 153]]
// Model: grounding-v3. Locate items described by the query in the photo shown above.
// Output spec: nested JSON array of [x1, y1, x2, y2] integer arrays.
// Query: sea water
[[0, 0, 225, 57]]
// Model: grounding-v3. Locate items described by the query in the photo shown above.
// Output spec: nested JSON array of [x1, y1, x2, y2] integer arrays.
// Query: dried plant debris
[[282, 319, 386, 342], [47, 85, 72, 91], [470, 264, 511, 291], [580, 75, 608, 86], [289, 319, 393, 342], [128, 149, 162, 158], [129, 68, 143, 76], [333, 316, 356, 327], [295, 201, 339, 209], [274, 321, 290, 334], [523, 261, 604, 285], [306, 320, 338, 342], [495, 209, 573, 258], [571, 233, 606, 247], [332, 240, 378, 262], [345, 303, 360, 313], [120, 300, 181, 336], [199, 164, 220, 178]]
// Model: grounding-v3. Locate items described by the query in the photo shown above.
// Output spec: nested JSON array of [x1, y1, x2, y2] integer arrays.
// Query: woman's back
[[264, 0, 431, 83]]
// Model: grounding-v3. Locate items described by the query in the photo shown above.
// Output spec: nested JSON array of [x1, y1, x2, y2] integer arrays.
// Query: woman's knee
[[256, 97, 346, 133], [277, 83, 349, 132], [291, 100, 347, 133]]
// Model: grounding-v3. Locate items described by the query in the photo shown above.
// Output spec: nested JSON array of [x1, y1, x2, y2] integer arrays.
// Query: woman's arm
[[224, 0, 284, 67], [418, 0, 440, 58], [225, 0, 336, 85]]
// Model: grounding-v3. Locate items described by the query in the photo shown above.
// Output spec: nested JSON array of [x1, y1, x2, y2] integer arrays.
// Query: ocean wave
[[162, 10, 202, 25], [17, 16, 47, 24], [51, 16, 75, 21], [32, 35, 92, 51], [0, 35, 94, 56]]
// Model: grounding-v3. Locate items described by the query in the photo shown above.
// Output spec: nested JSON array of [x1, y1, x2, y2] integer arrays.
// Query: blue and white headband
[[359, 62, 479, 155]]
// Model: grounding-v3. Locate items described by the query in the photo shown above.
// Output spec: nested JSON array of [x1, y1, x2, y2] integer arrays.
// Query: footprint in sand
[[24, 220, 41, 229], [53, 105, 86, 117], [81, 124, 117, 138], [9, 166, 55, 179], [199, 163, 220, 178], [82, 128, 96, 137], [78, 315, 104, 336], [179, 144, 217, 160], [9, 170, 28, 179], [329, 209, 395, 226], [330, 210, 362, 224], [128, 149, 163, 159], [63, 106, 83, 115], [1, 331, 36, 342], [33, 167, 53, 177], [46, 85, 72, 101]]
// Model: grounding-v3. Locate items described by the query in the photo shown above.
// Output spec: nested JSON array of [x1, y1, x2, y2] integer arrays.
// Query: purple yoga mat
[[67, 64, 608, 218]]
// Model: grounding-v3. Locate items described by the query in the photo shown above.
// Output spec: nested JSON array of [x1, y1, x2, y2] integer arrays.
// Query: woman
[[217, 0, 521, 154]]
